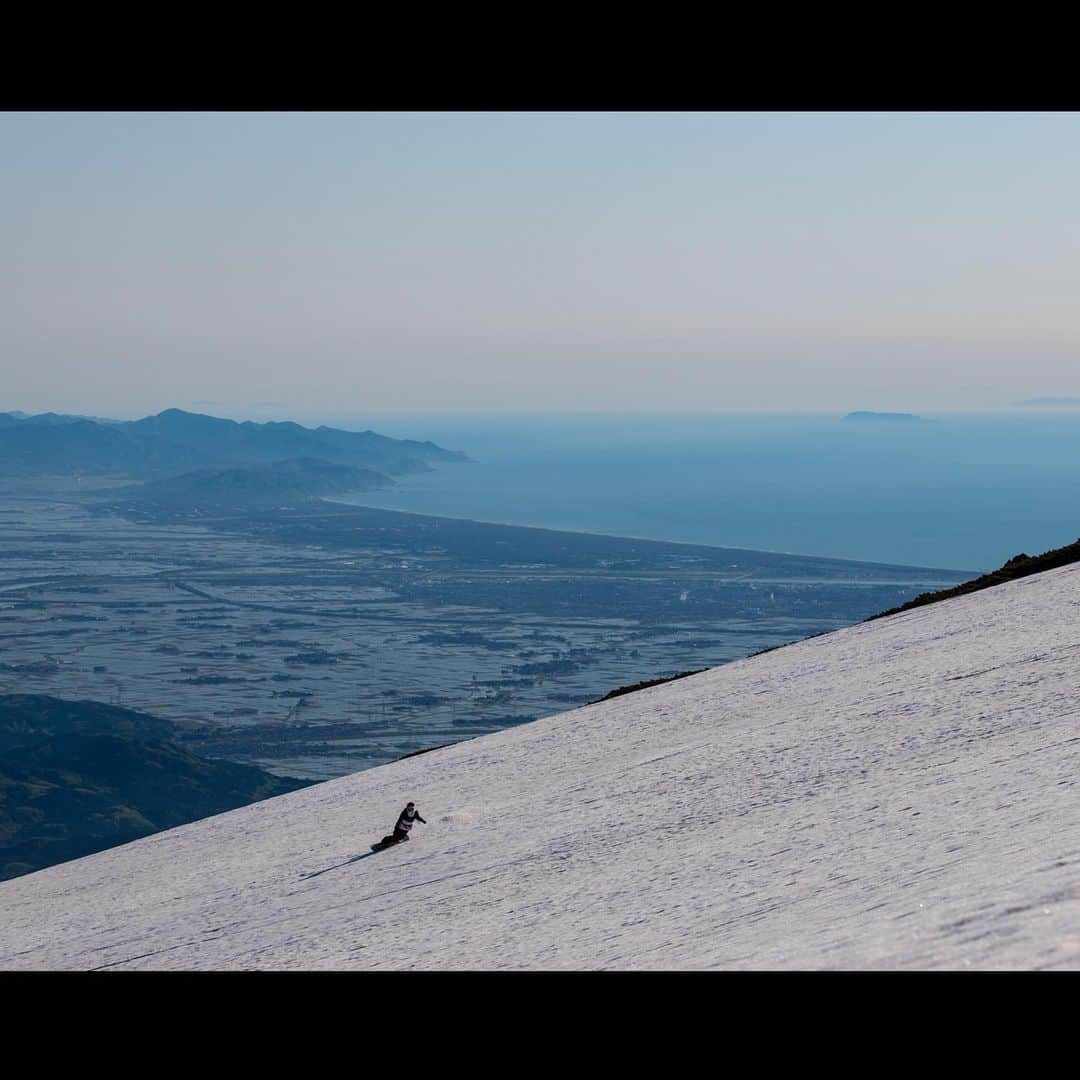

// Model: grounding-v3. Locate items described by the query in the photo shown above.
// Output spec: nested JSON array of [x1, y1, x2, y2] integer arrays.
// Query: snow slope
[[2, 562, 1079, 970]]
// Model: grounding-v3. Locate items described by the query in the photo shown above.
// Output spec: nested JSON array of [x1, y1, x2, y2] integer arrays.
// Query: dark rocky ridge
[[0, 694, 311, 882], [867, 537, 1080, 620]]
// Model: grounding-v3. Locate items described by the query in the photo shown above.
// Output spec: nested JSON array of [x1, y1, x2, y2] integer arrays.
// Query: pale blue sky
[[4, 111, 1080, 418]]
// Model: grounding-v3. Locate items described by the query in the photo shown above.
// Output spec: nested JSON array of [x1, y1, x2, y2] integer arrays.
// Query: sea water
[[311, 411, 1080, 573]]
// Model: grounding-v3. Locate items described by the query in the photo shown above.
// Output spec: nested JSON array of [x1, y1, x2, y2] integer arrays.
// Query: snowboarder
[[374, 801, 427, 849], [392, 801, 426, 842]]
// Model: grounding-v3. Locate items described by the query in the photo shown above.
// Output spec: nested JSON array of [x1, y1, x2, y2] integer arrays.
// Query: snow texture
[[2, 561, 1079, 970]]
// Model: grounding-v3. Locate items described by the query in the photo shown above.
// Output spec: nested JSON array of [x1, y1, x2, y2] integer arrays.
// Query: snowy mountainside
[[1, 562, 1079, 970]]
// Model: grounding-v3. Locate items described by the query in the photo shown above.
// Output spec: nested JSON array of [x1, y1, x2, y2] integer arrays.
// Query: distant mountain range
[[1015, 397, 1080, 407], [0, 410, 119, 427], [0, 408, 468, 481], [0, 694, 310, 882]]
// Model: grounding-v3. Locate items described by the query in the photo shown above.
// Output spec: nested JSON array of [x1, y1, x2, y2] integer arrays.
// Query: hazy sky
[[4, 111, 1080, 418]]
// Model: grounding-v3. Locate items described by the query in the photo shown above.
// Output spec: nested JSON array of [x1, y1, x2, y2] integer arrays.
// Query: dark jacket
[[394, 806, 426, 834]]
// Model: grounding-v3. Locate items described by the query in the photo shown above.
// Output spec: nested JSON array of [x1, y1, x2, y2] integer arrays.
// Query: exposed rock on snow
[[1, 562, 1079, 970]]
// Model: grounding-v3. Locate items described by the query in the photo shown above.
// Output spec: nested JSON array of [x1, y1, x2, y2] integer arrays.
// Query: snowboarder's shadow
[[300, 850, 380, 880]]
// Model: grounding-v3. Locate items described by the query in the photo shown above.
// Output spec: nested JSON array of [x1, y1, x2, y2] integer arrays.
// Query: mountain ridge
[[0, 408, 467, 481]]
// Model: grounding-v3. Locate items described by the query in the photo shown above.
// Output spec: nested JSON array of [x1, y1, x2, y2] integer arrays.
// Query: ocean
[[310, 411, 1080, 573]]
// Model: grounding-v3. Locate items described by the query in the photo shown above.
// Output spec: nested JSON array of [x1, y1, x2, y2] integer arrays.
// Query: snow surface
[[2, 561, 1079, 970]]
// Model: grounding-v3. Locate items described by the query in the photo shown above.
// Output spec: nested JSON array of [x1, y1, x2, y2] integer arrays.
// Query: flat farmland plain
[[0, 495, 972, 779]]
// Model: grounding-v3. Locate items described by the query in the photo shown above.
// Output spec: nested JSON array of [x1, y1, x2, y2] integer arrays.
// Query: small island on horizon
[[842, 411, 930, 424]]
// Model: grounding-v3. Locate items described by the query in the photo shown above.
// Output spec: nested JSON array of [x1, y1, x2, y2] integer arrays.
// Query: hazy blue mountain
[[111, 457, 394, 507], [1, 410, 119, 426], [21, 411, 118, 425], [0, 694, 310, 882], [0, 408, 467, 480], [127, 409, 466, 474], [0, 418, 207, 477]]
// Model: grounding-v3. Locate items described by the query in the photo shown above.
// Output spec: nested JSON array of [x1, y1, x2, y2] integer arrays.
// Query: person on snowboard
[[390, 801, 426, 844]]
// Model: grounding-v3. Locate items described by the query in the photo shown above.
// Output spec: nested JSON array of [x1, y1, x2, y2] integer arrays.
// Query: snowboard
[[371, 834, 409, 851]]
